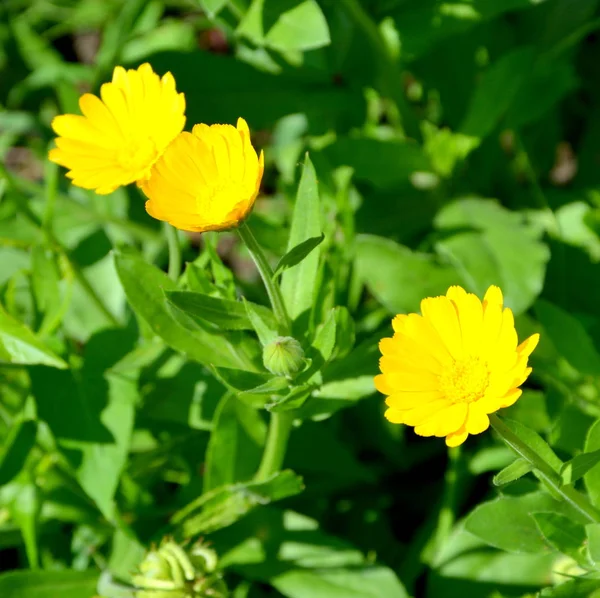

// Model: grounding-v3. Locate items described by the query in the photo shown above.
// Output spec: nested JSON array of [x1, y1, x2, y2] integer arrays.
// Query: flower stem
[[255, 411, 294, 481], [489, 414, 600, 523], [164, 223, 181, 281], [237, 222, 291, 334]]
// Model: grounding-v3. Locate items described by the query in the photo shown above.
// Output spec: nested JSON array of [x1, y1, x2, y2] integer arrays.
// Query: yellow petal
[[446, 425, 468, 447], [465, 403, 490, 434], [420, 295, 464, 359]]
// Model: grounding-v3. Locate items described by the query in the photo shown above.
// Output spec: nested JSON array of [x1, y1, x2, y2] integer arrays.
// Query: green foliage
[[2, 0, 600, 596]]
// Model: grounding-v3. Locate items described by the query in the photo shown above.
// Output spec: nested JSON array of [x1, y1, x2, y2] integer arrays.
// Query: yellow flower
[[375, 285, 539, 447], [49, 63, 185, 195], [142, 118, 264, 233]]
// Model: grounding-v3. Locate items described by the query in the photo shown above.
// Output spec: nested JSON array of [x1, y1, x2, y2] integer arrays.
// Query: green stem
[[164, 223, 181, 281], [490, 414, 600, 523], [255, 411, 294, 480], [237, 222, 291, 334]]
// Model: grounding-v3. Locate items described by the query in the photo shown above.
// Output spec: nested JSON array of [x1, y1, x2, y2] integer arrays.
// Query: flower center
[[439, 356, 490, 404], [117, 138, 157, 176]]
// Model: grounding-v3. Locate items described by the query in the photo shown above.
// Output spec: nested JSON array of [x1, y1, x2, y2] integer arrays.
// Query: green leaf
[[493, 458, 533, 487], [265, 0, 330, 52], [273, 234, 325, 280], [203, 394, 266, 492], [0, 303, 67, 368], [323, 137, 430, 190], [497, 418, 563, 474], [166, 291, 277, 331], [114, 249, 256, 370], [172, 470, 304, 537], [586, 522, 600, 566], [199, 0, 228, 18], [355, 235, 459, 314], [0, 420, 37, 485], [243, 297, 279, 346], [0, 570, 98, 598], [584, 419, 600, 508], [561, 450, 600, 486], [465, 491, 579, 554], [435, 198, 550, 314], [460, 46, 535, 140], [9, 482, 40, 568], [535, 299, 600, 376], [532, 512, 586, 560], [281, 154, 322, 322], [31, 329, 137, 521], [222, 509, 409, 598], [539, 579, 600, 597], [30, 245, 62, 335]]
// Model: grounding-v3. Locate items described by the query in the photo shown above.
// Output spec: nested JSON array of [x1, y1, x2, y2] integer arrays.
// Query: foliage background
[[2, 0, 600, 596]]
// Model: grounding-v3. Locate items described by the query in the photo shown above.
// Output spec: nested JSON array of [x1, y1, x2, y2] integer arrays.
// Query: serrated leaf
[[493, 458, 533, 487], [273, 234, 324, 279]]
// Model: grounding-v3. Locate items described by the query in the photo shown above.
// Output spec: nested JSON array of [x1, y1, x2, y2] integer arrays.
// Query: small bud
[[262, 336, 305, 378], [132, 539, 228, 598]]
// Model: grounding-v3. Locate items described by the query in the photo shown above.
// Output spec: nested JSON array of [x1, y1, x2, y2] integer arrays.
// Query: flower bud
[[262, 336, 305, 378], [132, 539, 228, 598]]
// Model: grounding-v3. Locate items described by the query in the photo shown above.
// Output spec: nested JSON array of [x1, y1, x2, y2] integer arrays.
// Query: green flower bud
[[262, 336, 305, 378], [132, 539, 228, 598]]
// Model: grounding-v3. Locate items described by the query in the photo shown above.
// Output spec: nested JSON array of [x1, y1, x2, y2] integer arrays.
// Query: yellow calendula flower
[[375, 285, 539, 447], [142, 118, 264, 233], [49, 63, 185, 195]]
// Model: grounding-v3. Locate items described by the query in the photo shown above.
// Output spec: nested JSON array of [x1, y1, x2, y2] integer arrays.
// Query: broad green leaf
[[435, 198, 549, 314], [535, 299, 600, 376], [222, 509, 409, 598], [493, 458, 533, 487], [465, 491, 580, 554], [561, 450, 600, 486], [199, 0, 228, 18], [273, 234, 325, 279], [236, 0, 265, 45], [586, 523, 600, 566], [114, 249, 256, 370], [166, 291, 277, 331], [265, 0, 330, 52], [355, 235, 458, 314], [532, 512, 586, 560], [0, 420, 37, 485], [585, 419, 600, 508], [172, 470, 304, 537], [244, 297, 279, 346], [0, 303, 67, 368], [460, 46, 535, 140], [267, 383, 315, 412], [203, 394, 266, 492], [31, 329, 137, 521], [281, 154, 322, 322], [0, 570, 98, 598], [323, 137, 430, 190]]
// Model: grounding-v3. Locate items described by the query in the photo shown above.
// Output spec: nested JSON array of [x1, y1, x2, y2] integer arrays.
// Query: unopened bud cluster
[[133, 539, 228, 598]]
